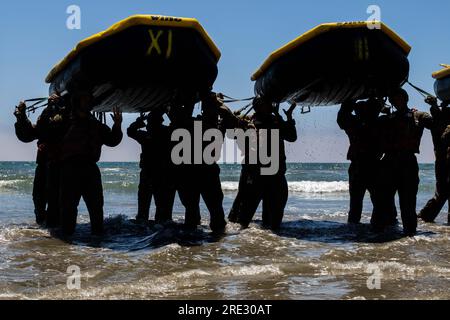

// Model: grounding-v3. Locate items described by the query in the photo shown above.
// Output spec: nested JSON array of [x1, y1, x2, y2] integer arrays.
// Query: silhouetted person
[[13, 94, 69, 226], [59, 91, 122, 236], [183, 93, 228, 233], [127, 111, 175, 224], [442, 124, 450, 224], [374, 88, 433, 236], [237, 98, 297, 230], [227, 115, 253, 223], [228, 172, 246, 223], [419, 97, 450, 223], [37, 94, 70, 228], [168, 101, 201, 229], [443, 125, 450, 146], [337, 98, 391, 224], [187, 92, 249, 233], [14, 101, 48, 225]]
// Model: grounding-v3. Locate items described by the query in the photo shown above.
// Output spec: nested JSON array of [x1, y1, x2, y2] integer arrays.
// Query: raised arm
[[127, 115, 148, 144], [416, 111, 434, 130], [337, 101, 357, 130], [425, 96, 441, 119], [14, 101, 37, 143], [103, 107, 123, 147], [279, 103, 298, 143]]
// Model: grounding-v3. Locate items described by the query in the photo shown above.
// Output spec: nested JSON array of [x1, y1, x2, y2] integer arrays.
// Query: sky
[[0, 0, 449, 163]]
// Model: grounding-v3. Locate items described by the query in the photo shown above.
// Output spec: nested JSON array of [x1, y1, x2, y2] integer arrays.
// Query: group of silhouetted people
[[14, 89, 298, 237], [14, 85, 450, 239], [338, 88, 450, 236], [127, 93, 298, 233], [15, 90, 123, 237]]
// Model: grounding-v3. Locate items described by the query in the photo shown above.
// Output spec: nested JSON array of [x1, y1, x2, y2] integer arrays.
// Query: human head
[[201, 91, 219, 105], [353, 101, 367, 118], [355, 98, 383, 120], [388, 88, 409, 112], [146, 110, 164, 130], [253, 96, 272, 115], [201, 91, 221, 116], [71, 89, 94, 115], [167, 103, 194, 126]]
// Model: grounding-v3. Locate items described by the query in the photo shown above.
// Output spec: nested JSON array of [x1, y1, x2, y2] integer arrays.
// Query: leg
[[228, 193, 241, 223], [368, 159, 398, 226], [181, 190, 201, 228], [153, 174, 176, 223], [81, 163, 105, 236], [32, 163, 47, 225], [263, 174, 288, 231], [261, 176, 273, 229], [163, 186, 176, 223], [448, 159, 450, 224], [136, 168, 153, 221], [200, 166, 226, 233], [177, 166, 201, 228], [447, 158, 450, 224], [419, 158, 449, 222], [261, 198, 271, 229], [46, 163, 61, 228], [228, 169, 247, 223], [371, 158, 397, 230], [398, 157, 419, 236], [386, 197, 399, 226], [238, 172, 263, 228], [60, 162, 82, 236], [348, 161, 366, 224]]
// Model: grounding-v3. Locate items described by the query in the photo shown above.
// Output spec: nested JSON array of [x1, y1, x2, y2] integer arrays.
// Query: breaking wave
[[288, 181, 349, 193], [221, 181, 349, 194], [0, 179, 31, 191], [0, 178, 349, 194]]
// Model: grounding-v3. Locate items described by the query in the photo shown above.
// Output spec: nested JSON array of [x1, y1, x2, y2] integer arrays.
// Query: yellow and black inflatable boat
[[46, 15, 221, 112], [433, 64, 450, 103], [252, 21, 411, 106]]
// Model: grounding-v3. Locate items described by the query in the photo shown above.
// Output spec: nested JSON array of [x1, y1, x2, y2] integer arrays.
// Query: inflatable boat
[[46, 15, 221, 112], [433, 64, 450, 103], [252, 21, 411, 106]]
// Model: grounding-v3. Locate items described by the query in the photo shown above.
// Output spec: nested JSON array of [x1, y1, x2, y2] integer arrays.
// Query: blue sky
[[0, 0, 449, 162]]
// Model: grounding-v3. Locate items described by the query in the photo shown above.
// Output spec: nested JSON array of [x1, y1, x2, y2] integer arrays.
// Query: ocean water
[[0, 162, 449, 300]]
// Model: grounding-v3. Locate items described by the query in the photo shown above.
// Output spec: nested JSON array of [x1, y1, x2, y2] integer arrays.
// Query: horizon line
[[0, 160, 436, 165]]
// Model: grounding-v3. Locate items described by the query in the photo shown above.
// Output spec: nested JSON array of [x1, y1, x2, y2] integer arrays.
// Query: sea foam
[[0, 179, 27, 190], [221, 181, 349, 193]]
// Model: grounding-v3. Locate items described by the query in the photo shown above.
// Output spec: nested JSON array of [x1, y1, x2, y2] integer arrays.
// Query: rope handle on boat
[[220, 94, 254, 104], [24, 97, 48, 103], [301, 106, 311, 114], [27, 101, 49, 113], [23, 91, 71, 114], [236, 102, 254, 117], [15, 97, 49, 115], [406, 80, 435, 99], [215, 93, 255, 116]]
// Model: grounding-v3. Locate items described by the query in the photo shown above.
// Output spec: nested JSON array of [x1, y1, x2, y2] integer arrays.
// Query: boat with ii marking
[[252, 21, 411, 107]]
